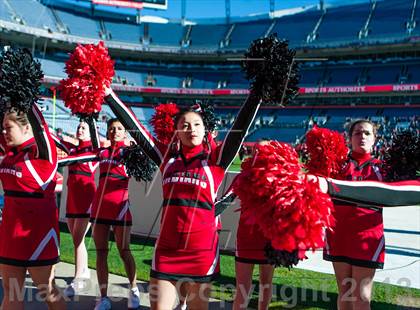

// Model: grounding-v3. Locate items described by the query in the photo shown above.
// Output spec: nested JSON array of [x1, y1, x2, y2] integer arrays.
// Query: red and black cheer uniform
[[90, 141, 132, 226], [104, 90, 261, 282], [324, 152, 385, 268], [58, 140, 132, 226], [0, 105, 59, 267], [61, 140, 98, 218], [215, 174, 271, 264]]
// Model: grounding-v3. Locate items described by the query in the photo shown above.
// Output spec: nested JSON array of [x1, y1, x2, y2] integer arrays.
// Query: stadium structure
[[0, 0, 420, 301], [0, 0, 419, 148]]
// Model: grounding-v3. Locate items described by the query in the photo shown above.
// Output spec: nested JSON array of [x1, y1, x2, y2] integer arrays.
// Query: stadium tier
[[0, 0, 419, 145], [30, 55, 420, 90], [0, 0, 417, 49]]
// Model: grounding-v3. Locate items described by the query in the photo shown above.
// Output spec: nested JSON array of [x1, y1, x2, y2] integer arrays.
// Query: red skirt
[[66, 176, 96, 218], [0, 196, 60, 266], [90, 188, 132, 226], [323, 204, 385, 269], [235, 214, 270, 264], [151, 228, 220, 282]]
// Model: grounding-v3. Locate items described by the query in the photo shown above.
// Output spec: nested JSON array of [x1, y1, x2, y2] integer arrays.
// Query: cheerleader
[[323, 120, 390, 310], [58, 118, 140, 310], [216, 174, 274, 310], [0, 49, 65, 310], [219, 133, 419, 310], [102, 87, 261, 309], [61, 119, 99, 297]]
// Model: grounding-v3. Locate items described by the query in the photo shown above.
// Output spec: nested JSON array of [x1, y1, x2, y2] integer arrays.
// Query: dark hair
[[173, 108, 204, 129], [106, 118, 125, 140], [4, 108, 29, 127], [106, 117, 120, 130], [348, 119, 377, 137]]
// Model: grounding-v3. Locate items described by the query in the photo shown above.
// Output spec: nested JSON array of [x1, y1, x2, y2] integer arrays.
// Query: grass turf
[[59, 231, 420, 309]]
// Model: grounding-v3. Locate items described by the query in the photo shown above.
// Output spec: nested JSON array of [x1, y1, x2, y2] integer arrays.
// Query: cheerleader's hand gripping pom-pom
[[383, 130, 420, 181], [233, 141, 333, 267], [121, 144, 157, 182], [59, 41, 114, 117], [304, 126, 348, 178], [149, 103, 180, 145], [0, 48, 43, 114], [242, 34, 299, 106]]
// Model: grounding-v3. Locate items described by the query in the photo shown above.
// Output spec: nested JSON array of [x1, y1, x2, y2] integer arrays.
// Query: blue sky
[[138, 0, 371, 20]]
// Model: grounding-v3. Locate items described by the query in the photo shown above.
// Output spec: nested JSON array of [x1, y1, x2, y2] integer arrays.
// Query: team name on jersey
[[100, 158, 122, 166], [163, 171, 207, 189], [0, 166, 22, 178]]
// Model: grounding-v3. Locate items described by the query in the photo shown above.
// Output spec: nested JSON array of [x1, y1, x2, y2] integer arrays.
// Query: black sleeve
[[51, 134, 71, 154], [87, 117, 100, 149], [214, 176, 239, 216], [217, 94, 261, 170], [105, 89, 163, 166], [27, 104, 56, 163], [327, 179, 420, 207], [215, 190, 237, 216], [58, 152, 99, 167]]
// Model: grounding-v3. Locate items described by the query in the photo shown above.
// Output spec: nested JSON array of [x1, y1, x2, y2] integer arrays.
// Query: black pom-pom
[[121, 144, 157, 182], [0, 48, 43, 114], [242, 34, 299, 106], [383, 130, 420, 181], [194, 100, 217, 132], [264, 243, 300, 269]]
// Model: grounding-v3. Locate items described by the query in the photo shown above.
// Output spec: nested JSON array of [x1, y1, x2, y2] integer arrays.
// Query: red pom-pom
[[59, 41, 114, 115], [304, 126, 348, 178], [149, 103, 180, 144], [233, 141, 334, 261]]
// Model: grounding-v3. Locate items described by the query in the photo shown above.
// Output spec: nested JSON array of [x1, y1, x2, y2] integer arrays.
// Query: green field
[[60, 231, 420, 309]]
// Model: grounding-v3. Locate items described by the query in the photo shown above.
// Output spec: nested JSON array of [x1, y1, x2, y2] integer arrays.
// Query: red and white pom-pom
[[59, 41, 114, 115], [233, 141, 334, 260], [304, 126, 348, 178], [149, 103, 180, 144]]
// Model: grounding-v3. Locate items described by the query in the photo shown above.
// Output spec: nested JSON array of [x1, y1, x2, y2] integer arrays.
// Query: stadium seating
[[9, 0, 58, 31], [148, 23, 184, 46], [189, 24, 228, 48], [228, 20, 272, 48], [272, 10, 322, 45], [368, 0, 412, 38], [317, 3, 371, 43], [105, 21, 143, 44], [56, 9, 100, 38]]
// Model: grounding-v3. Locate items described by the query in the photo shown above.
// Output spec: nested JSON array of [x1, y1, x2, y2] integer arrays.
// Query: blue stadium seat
[[272, 10, 321, 45], [189, 24, 228, 48], [328, 65, 361, 86], [115, 70, 144, 86], [105, 21, 143, 44], [368, 0, 411, 38], [56, 10, 100, 38], [317, 3, 371, 42], [366, 64, 400, 85], [0, 1, 13, 22], [228, 20, 272, 48], [299, 67, 324, 86], [148, 23, 184, 46], [9, 0, 58, 31]]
